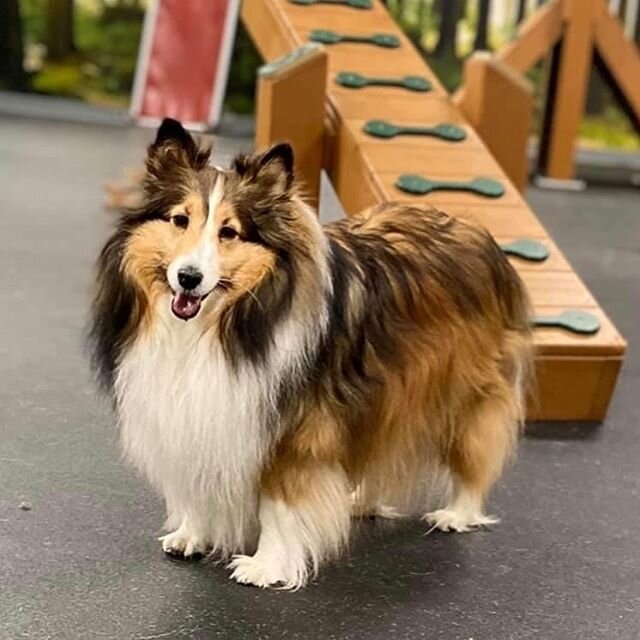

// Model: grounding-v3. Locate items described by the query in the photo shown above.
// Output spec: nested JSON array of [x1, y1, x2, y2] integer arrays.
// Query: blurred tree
[[433, 0, 463, 58], [474, 0, 492, 50], [46, 0, 75, 61], [0, 0, 27, 90]]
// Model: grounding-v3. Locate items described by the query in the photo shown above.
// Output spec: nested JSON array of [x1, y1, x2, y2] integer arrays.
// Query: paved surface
[[1, 116, 639, 640]]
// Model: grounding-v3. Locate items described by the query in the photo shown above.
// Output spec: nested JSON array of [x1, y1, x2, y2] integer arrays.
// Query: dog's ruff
[[91, 119, 533, 589]]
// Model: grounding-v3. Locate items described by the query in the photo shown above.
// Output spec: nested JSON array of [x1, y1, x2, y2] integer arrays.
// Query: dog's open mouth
[[171, 292, 208, 321]]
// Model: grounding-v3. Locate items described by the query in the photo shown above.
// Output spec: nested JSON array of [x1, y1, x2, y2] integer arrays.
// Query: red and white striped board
[[130, 0, 240, 130]]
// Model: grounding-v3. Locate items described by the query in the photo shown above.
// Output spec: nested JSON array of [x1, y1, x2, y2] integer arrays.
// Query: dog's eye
[[171, 214, 189, 229], [219, 226, 239, 241]]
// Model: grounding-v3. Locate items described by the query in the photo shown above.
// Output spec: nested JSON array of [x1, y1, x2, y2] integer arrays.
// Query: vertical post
[[541, 0, 597, 179], [457, 52, 533, 192], [255, 44, 327, 209]]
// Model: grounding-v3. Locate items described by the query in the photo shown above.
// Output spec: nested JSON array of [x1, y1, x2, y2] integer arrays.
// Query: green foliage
[[20, 0, 45, 46], [76, 13, 142, 97], [580, 107, 640, 152], [20, 0, 142, 106], [225, 23, 261, 114], [32, 61, 83, 97]]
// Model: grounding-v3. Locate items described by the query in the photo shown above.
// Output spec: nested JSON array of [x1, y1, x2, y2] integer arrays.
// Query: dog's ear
[[146, 118, 209, 177], [234, 142, 295, 193], [154, 118, 196, 150], [258, 142, 294, 187]]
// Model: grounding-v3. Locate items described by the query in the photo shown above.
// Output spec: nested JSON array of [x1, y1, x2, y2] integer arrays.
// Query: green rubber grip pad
[[336, 72, 432, 92], [499, 239, 550, 262], [310, 30, 400, 48], [363, 119, 466, 141], [396, 175, 505, 198], [291, 0, 372, 8], [532, 310, 601, 335]]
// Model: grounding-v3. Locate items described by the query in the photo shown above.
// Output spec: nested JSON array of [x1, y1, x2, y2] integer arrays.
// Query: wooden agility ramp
[[242, 0, 626, 421]]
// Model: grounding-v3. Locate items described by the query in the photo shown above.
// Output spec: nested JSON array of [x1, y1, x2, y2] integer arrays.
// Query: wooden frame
[[491, 0, 640, 180]]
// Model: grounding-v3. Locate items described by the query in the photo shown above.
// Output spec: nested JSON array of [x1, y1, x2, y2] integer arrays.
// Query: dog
[[90, 118, 533, 589]]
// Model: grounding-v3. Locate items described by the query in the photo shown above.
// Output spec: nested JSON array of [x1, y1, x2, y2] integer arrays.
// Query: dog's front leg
[[159, 495, 212, 559], [228, 462, 351, 589]]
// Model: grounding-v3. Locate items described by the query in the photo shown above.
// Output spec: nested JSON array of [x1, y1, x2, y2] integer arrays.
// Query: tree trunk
[[515, 0, 526, 25], [0, 0, 26, 90], [474, 0, 492, 51], [434, 0, 463, 58], [46, 0, 75, 61]]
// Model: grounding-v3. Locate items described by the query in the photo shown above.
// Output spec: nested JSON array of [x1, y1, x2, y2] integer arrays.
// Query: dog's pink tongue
[[171, 293, 202, 321]]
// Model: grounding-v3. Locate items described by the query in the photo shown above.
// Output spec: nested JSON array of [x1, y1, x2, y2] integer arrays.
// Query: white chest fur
[[114, 311, 270, 553]]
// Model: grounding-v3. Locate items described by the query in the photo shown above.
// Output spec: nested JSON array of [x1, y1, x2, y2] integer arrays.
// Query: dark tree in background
[[474, 0, 492, 51], [46, 0, 75, 61], [0, 0, 27, 90], [433, 0, 464, 58]]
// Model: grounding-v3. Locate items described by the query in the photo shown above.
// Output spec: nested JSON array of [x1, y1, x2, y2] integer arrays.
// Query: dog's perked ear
[[146, 118, 210, 176], [259, 142, 294, 186], [154, 117, 196, 150], [235, 142, 295, 193]]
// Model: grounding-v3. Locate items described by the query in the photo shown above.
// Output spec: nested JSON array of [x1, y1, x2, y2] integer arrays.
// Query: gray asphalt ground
[[1, 115, 639, 640]]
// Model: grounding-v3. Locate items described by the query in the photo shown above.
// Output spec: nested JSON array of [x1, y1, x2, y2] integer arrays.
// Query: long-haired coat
[[91, 119, 533, 589]]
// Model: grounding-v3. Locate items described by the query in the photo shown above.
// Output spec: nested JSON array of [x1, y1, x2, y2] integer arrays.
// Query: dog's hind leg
[[423, 390, 519, 533]]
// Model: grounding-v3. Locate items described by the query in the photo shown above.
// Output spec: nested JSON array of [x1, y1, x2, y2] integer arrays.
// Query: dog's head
[[92, 119, 323, 386], [132, 118, 304, 321]]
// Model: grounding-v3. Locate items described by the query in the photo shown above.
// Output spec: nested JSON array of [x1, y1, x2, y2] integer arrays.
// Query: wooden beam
[[497, 0, 564, 73], [241, 0, 298, 61], [593, 0, 640, 124], [543, 0, 597, 179], [255, 44, 328, 208]]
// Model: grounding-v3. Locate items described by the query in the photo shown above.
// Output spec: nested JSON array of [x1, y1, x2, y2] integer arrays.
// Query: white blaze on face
[[167, 173, 226, 298]]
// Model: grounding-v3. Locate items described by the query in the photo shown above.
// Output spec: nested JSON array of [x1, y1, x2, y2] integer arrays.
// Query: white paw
[[423, 509, 499, 533], [159, 527, 208, 559], [228, 554, 305, 590]]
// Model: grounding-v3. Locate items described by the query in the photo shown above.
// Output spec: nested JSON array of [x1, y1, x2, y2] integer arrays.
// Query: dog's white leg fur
[[349, 487, 404, 519], [229, 466, 350, 589], [158, 494, 214, 557], [423, 479, 498, 533], [159, 516, 210, 558]]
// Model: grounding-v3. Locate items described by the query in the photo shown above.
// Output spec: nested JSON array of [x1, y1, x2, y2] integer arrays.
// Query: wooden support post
[[498, 0, 563, 72], [593, 2, 640, 125], [255, 44, 328, 208], [540, 0, 597, 179], [455, 52, 533, 192]]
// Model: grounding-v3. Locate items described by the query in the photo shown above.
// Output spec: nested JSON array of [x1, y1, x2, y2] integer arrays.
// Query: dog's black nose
[[177, 267, 203, 291]]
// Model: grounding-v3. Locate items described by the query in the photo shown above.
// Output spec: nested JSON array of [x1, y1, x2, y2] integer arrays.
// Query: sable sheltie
[[91, 118, 533, 589]]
